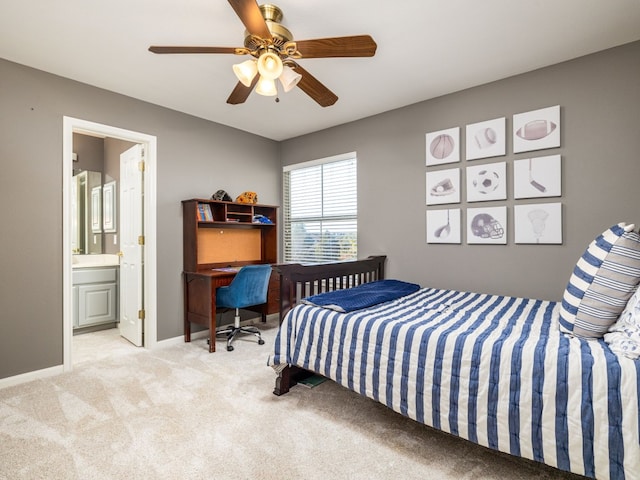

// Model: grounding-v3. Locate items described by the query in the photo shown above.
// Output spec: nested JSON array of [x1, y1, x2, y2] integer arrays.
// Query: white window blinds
[[283, 154, 357, 264]]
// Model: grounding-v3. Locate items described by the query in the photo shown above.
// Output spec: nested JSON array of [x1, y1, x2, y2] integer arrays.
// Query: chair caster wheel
[[227, 345, 234, 351], [258, 339, 265, 345]]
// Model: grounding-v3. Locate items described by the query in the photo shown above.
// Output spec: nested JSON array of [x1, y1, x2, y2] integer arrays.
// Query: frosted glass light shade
[[232, 59, 258, 87], [278, 66, 302, 93], [256, 52, 283, 80], [255, 76, 277, 96]]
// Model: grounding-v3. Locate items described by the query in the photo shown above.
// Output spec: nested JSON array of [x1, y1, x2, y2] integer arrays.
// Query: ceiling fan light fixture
[[149, 3, 377, 107], [256, 51, 283, 80], [255, 76, 278, 97], [232, 59, 258, 87], [279, 65, 302, 93]]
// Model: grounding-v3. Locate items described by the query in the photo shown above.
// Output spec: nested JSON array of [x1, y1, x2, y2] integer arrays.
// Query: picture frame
[[426, 127, 460, 166], [514, 154, 562, 199], [427, 209, 461, 244], [426, 168, 460, 205], [513, 105, 560, 153], [103, 180, 117, 233], [467, 206, 507, 244], [514, 203, 562, 244], [465, 117, 506, 160], [466, 162, 507, 202]]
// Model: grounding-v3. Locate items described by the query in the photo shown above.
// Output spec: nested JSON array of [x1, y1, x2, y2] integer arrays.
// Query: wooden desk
[[183, 270, 234, 352], [183, 269, 280, 352]]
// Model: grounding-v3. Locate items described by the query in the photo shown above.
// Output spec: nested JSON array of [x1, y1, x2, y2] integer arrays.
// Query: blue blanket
[[301, 279, 420, 313]]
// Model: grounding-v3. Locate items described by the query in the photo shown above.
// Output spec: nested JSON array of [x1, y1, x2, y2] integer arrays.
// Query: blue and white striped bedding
[[269, 287, 640, 480]]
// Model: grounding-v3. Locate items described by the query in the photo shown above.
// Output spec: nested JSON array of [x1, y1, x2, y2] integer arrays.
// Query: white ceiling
[[2, 0, 639, 141]]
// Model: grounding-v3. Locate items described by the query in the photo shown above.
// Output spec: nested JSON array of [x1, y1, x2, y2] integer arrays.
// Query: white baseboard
[[154, 329, 210, 348], [0, 365, 64, 390], [2, 315, 279, 386], [154, 314, 278, 349]]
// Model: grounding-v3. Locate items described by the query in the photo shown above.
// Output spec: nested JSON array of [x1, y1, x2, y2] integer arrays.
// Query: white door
[[119, 144, 144, 346]]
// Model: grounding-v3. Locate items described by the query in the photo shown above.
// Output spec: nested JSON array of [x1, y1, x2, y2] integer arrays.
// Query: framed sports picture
[[465, 117, 506, 160], [427, 209, 461, 244], [513, 105, 560, 153], [467, 206, 507, 245], [514, 203, 562, 244], [466, 162, 507, 202], [514, 154, 561, 199], [426, 127, 460, 166], [426, 168, 460, 205]]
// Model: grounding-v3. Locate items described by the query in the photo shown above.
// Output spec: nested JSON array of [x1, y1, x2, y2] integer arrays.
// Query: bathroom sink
[[72, 254, 120, 269]]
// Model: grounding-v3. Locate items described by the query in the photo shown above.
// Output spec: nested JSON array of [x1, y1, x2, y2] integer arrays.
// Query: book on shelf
[[198, 203, 213, 221]]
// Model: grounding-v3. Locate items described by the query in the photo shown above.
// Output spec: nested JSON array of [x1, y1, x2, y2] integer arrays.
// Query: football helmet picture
[[471, 213, 504, 239]]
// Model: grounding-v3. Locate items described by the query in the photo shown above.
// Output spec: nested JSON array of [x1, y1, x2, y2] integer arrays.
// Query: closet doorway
[[62, 117, 158, 371]]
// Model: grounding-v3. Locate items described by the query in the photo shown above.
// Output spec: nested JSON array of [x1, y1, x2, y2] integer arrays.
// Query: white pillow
[[604, 287, 640, 359], [559, 223, 640, 338]]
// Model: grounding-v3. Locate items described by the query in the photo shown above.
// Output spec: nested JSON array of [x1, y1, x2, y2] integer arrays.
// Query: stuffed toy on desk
[[236, 191, 258, 204]]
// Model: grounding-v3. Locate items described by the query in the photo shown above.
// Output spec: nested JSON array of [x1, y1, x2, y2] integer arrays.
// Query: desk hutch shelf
[[182, 198, 279, 352], [182, 198, 278, 272]]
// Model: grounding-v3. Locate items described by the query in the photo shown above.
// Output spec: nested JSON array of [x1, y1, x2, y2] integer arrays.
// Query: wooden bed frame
[[272, 255, 387, 396]]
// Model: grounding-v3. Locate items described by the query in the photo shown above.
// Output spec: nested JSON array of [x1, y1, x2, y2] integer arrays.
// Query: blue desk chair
[[215, 264, 272, 351]]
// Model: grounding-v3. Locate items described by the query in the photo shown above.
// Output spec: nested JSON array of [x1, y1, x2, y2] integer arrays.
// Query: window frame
[[283, 152, 357, 264]]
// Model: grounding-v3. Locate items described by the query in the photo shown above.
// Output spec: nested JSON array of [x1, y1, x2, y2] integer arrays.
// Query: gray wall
[[281, 41, 640, 301], [1, 41, 639, 381], [0, 58, 280, 379], [73, 133, 104, 173]]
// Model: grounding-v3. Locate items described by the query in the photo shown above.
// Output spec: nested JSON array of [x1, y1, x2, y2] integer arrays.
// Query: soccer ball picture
[[473, 169, 499, 194]]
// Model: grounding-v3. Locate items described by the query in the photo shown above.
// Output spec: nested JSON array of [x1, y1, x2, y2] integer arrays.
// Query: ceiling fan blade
[[290, 63, 338, 107], [295, 35, 377, 58], [226, 76, 259, 105], [227, 0, 272, 40], [149, 46, 239, 54]]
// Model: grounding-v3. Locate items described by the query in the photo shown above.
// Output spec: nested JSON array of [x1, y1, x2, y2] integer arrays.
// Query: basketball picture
[[430, 134, 455, 160], [426, 127, 460, 166]]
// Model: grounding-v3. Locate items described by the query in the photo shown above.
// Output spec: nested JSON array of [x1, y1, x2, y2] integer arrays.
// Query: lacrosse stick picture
[[527, 208, 549, 243]]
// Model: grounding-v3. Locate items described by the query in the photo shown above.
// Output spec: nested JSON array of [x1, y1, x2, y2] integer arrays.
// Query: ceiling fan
[[149, 0, 377, 107]]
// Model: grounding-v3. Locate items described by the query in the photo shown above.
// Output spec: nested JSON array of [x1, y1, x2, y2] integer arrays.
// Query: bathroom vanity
[[72, 254, 119, 333]]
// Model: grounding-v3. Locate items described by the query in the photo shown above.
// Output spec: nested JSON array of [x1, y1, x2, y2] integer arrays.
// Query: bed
[[268, 224, 640, 480]]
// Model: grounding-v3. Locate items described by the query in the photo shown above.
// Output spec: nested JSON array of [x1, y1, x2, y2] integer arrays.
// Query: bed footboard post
[[273, 366, 292, 396], [273, 366, 314, 396]]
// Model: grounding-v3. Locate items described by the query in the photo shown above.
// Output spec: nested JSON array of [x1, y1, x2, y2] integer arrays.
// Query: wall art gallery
[[425, 105, 562, 245]]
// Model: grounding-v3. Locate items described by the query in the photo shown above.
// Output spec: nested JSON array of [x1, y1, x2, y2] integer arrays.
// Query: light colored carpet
[[1, 319, 587, 480]]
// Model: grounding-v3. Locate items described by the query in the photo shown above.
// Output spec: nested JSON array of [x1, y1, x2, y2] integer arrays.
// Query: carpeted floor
[[0, 318, 588, 480]]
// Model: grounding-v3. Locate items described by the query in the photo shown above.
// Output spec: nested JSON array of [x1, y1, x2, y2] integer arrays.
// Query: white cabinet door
[[78, 283, 117, 326]]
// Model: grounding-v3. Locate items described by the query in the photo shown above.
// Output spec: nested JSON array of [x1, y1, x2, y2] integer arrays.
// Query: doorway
[[62, 117, 157, 372]]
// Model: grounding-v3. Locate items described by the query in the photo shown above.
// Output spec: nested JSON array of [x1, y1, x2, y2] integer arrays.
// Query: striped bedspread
[[269, 287, 640, 480]]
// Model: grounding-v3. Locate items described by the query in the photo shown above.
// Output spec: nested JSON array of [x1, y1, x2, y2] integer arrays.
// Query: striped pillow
[[559, 223, 640, 338]]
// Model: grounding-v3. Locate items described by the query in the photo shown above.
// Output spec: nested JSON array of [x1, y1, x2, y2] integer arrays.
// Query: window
[[283, 153, 357, 264]]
